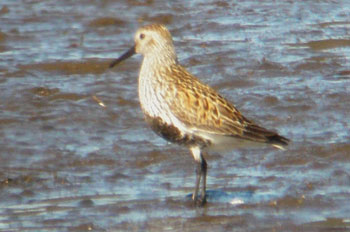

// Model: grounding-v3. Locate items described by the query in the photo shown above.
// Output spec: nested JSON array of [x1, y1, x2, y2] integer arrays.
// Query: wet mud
[[1, 0, 350, 231]]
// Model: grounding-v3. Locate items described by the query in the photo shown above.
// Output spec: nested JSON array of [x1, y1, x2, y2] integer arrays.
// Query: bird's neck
[[144, 46, 178, 69]]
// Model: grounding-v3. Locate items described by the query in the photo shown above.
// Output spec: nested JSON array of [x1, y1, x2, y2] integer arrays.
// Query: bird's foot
[[193, 193, 207, 206]]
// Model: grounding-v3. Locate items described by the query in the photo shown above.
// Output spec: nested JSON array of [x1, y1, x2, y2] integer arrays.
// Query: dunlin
[[110, 24, 289, 205]]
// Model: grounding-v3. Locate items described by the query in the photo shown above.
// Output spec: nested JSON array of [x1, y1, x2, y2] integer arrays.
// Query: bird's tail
[[243, 124, 290, 150]]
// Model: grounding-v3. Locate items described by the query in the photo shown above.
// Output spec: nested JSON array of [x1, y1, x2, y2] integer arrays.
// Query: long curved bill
[[109, 45, 136, 68]]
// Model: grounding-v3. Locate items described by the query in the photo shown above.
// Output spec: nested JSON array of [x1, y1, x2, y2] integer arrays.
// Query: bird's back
[[140, 62, 289, 150]]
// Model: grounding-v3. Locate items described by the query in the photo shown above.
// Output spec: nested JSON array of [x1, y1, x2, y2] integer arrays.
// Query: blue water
[[1, 0, 350, 231]]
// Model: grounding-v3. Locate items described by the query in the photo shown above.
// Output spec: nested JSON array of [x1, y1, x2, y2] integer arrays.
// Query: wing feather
[[161, 64, 289, 147]]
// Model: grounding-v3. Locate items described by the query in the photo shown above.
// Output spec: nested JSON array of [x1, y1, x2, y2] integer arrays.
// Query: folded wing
[[163, 65, 289, 149]]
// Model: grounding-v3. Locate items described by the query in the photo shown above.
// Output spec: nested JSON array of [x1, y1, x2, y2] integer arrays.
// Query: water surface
[[1, 1, 350, 231]]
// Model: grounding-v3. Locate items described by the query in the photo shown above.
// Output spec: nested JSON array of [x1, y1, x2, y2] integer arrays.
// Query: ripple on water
[[1, 0, 350, 231]]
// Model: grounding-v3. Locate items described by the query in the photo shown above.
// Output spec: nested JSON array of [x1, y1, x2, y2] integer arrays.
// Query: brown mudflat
[[0, 0, 349, 231]]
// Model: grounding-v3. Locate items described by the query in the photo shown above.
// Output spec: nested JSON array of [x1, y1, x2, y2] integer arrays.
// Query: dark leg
[[192, 160, 202, 203], [200, 157, 207, 204], [190, 147, 207, 206]]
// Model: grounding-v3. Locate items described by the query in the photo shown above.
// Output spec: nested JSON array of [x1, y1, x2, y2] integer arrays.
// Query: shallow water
[[1, 0, 350, 231]]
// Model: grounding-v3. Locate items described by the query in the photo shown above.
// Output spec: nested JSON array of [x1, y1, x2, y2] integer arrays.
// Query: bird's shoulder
[[159, 64, 252, 135]]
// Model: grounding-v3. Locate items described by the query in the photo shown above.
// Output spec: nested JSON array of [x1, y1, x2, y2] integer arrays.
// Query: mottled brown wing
[[163, 65, 289, 146], [163, 65, 248, 135]]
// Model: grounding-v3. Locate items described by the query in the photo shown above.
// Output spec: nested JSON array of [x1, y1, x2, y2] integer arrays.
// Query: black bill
[[109, 45, 136, 68]]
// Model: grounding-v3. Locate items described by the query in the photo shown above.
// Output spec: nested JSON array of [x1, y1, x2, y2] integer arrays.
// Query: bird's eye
[[140, 33, 145, 39]]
